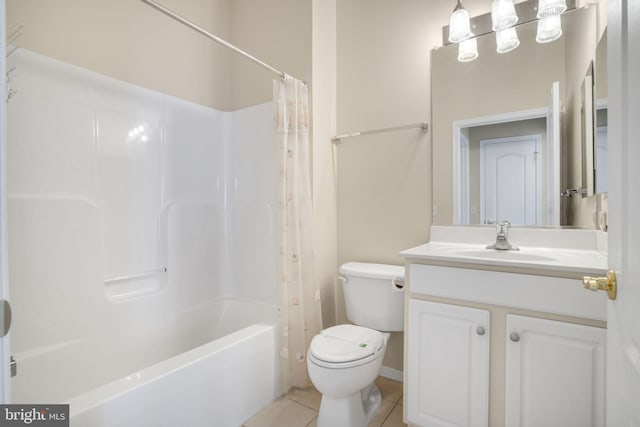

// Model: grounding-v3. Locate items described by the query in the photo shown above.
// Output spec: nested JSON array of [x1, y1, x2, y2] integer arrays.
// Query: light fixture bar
[[442, 0, 575, 45]]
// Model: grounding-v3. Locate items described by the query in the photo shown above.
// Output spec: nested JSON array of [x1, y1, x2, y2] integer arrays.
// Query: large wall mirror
[[431, 4, 604, 227]]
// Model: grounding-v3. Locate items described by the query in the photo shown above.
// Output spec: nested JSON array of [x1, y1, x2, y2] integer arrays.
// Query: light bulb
[[458, 38, 479, 62], [449, 1, 472, 43], [496, 27, 520, 53], [491, 0, 518, 31], [536, 15, 563, 43], [537, 0, 567, 19]]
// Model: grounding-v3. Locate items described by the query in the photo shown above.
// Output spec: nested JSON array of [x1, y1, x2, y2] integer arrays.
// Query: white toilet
[[307, 262, 405, 427]]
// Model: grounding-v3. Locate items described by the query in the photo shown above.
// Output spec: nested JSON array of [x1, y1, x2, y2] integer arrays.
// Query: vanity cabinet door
[[505, 315, 606, 427], [407, 299, 490, 427]]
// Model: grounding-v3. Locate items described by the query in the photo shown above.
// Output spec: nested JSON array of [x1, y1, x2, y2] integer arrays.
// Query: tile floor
[[243, 376, 407, 427]]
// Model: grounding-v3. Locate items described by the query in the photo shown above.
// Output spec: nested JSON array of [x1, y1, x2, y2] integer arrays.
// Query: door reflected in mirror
[[457, 114, 553, 226]]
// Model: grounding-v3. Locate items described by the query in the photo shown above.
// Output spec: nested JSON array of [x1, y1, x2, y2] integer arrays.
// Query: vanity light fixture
[[491, 0, 519, 31], [496, 27, 520, 53], [536, 15, 563, 43], [448, 0, 473, 43], [537, 0, 567, 18], [458, 38, 479, 62], [445, 0, 573, 63]]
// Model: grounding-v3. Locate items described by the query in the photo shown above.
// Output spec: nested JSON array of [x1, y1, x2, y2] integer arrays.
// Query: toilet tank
[[339, 262, 405, 332]]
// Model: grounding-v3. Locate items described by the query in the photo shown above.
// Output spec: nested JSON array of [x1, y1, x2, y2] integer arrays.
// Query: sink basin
[[456, 250, 557, 262]]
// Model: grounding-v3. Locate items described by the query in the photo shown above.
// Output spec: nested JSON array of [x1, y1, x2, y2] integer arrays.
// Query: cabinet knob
[[509, 332, 520, 342], [476, 326, 486, 336]]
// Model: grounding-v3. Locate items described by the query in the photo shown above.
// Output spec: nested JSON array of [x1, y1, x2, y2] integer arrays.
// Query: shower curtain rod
[[140, 0, 297, 82]]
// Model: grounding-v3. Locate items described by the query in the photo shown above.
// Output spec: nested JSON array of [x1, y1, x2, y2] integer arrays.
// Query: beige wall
[[335, 0, 449, 372], [8, 0, 232, 110], [8, 0, 313, 112], [229, 0, 312, 110], [311, 0, 338, 330]]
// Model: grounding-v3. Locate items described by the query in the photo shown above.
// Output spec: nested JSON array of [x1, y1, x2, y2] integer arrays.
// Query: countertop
[[400, 226, 608, 279]]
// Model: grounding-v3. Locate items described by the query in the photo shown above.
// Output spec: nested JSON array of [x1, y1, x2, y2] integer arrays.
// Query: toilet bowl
[[307, 263, 405, 427], [308, 324, 389, 427]]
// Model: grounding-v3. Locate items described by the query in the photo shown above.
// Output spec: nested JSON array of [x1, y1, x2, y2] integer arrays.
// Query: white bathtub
[[68, 322, 279, 427]]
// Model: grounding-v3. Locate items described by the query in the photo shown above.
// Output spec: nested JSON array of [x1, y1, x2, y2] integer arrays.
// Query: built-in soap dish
[[104, 269, 168, 302]]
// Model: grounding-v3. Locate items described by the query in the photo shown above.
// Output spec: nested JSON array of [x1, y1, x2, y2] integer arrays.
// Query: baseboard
[[379, 366, 403, 382]]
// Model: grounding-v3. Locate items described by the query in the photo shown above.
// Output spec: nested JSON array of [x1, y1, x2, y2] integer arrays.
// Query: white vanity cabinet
[[504, 315, 606, 427], [405, 263, 608, 427], [406, 299, 490, 427]]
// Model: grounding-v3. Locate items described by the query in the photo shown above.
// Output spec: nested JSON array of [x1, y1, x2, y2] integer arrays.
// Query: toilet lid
[[309, 324, 384, 365]]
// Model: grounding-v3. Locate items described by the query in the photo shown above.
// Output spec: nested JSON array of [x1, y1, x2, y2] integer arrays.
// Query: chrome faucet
[[486, 220, 519, 251]]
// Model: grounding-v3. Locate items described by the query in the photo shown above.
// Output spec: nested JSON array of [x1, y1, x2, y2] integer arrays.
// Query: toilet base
[[316, 382, 382, 427]]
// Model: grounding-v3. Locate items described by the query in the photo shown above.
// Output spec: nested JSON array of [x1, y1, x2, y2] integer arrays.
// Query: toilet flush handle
[[392, 277, 405, 291], [338, 275, 348, 285]]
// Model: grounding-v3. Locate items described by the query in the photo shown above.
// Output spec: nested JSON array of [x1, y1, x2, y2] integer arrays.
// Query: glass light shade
[[449, 5, 472, 43], [537, 0, 567, 18], [458, 38, 478, 62], [491, 0, 518, 31], [496, 27, 520, 53], [536, 15, 563, 43]]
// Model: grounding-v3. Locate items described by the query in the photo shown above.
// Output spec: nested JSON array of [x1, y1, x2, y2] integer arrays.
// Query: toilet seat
[[309, 325, 385, 369]]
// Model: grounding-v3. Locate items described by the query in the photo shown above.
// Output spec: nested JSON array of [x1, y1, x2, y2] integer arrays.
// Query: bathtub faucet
[[486, 220, 519, 251]]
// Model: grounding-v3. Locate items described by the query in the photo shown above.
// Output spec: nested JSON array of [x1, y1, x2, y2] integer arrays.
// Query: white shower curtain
[[274, 77, 323, 390]]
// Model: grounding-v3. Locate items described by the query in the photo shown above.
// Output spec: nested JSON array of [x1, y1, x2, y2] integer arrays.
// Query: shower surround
[[6, 49, 279, 425]]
